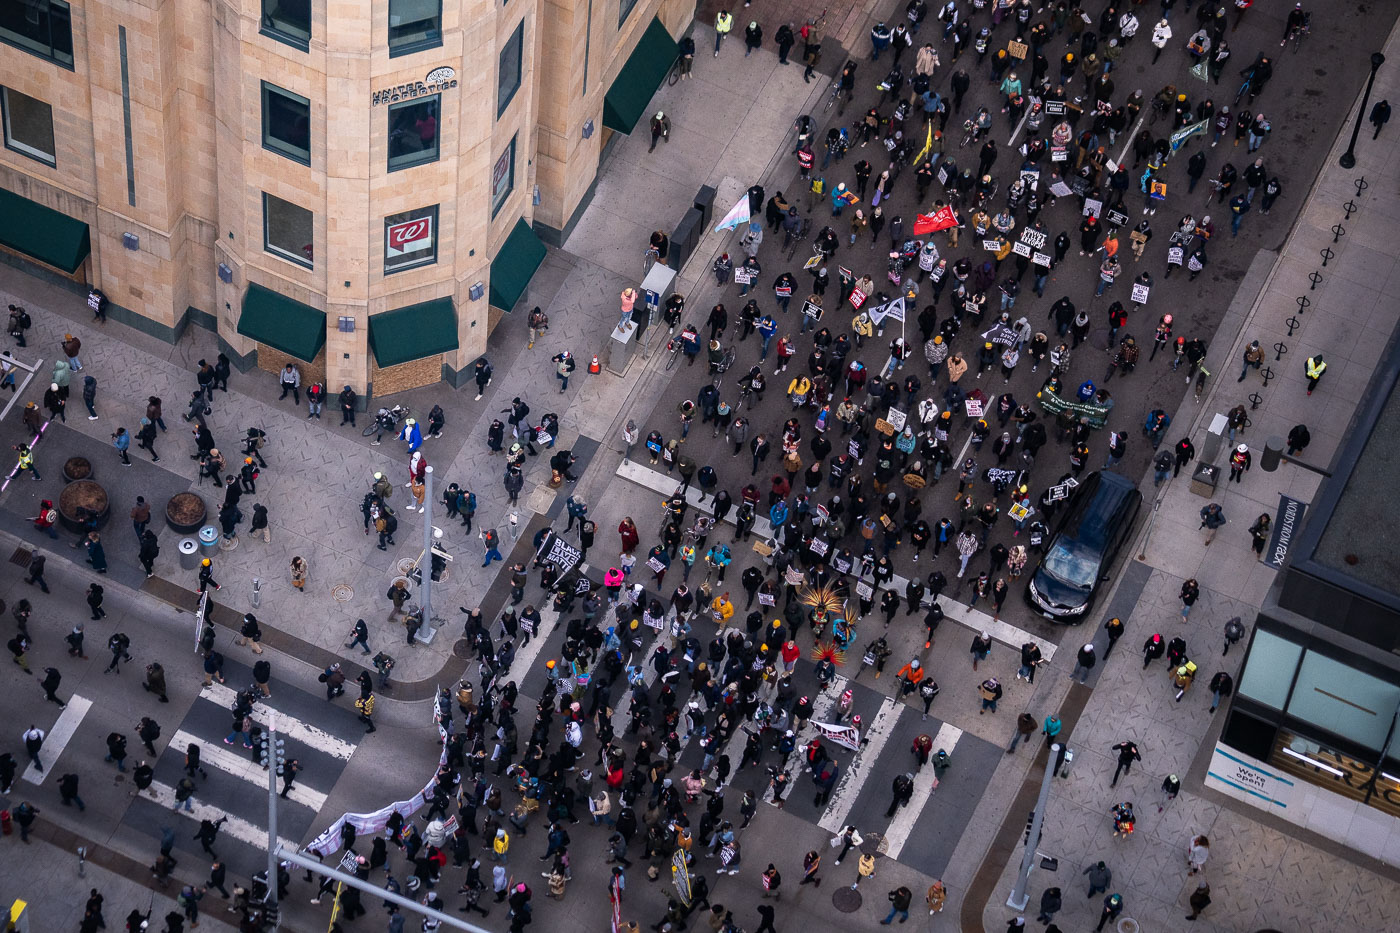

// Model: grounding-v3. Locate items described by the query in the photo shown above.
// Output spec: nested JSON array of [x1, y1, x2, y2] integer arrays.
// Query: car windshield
[[1042, 542, 1097, 590]]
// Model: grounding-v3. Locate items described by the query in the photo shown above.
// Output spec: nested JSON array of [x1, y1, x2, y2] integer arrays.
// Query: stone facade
[[0, 0, 690, 394]]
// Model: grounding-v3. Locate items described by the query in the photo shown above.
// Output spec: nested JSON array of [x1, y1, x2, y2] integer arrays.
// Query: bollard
[[1354, 177, 1369, 198], [1343, 200, 1358, 220], [1320, 247, 1334, 267], [1260, 366, 1275, 388], [1296, 295, 1311, 314], [251, 577, 262, 609], [1331, 224, 1345, 244], [1285, 316, 1301, 336], [1248, 392, 1264, 411], [1308, 271, 1323, 290], [1273, 342, 1288, 362]]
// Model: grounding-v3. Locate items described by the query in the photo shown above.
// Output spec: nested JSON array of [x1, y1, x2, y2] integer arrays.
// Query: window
[[260, 0, 311, 50], [263, 193, 314, 268], [389, 0, 442, 57], [384, 205, 439, 274], [0, 0, 73, 67], [1286, 651, 1400, 751], [497, 21, 523, 118], [618, 0, 639, 28], [387, 95, 440, 171], [2, 87, 55, 166], [491, 136, 516, 218], [261, 82, 311, 165], [1237, 629, 1302, 711]]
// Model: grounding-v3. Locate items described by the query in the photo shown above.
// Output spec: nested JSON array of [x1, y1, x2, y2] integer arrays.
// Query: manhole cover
[[396, 558, 417, 575], [860, 833, 886, 856], [453, 639, 473, 660], [832, 886, 862, 913], [331, 584, 354, 602]]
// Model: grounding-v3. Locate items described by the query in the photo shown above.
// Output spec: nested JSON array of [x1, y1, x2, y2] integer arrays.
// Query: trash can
[[178, 537, 200, 570], [198, 525, 219, 556]]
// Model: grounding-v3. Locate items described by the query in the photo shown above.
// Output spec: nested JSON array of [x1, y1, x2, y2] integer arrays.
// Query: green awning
[[369, 296, 458, 367], [0, 187, 91, 274], [489, 219, 547, 312], [238, 282, 326, 362], [603, 17, 679, 134]]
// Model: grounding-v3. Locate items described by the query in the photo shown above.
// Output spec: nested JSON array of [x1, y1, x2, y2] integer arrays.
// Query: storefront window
[[260, 0, 310, 49], [263, 193, 314, 268], [387, 95, 440, 171], [261, 82, 311, 165], [491, 136, 516, 218], [1, 86, 55, 165], [0, 0, 73, 68], [498, 21, 523, 118], [1286, 651, 1400, 751], [1270, 729, 1400, 819], [384, 205, 439, 274], [1237, 629, 1303, 710], [389, 0, 442, 57]]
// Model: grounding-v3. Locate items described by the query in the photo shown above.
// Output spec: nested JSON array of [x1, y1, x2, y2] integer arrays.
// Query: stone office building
[[0, 0, 686, 394]]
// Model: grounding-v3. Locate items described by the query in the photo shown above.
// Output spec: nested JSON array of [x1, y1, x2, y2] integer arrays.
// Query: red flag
[[913, 205, 960, 235]]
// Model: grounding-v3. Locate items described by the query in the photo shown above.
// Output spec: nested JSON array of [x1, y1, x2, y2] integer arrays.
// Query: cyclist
[[1239, 54, 1273, 103], [838, 61, 858, 105], [1281, 4, 1308, 47]]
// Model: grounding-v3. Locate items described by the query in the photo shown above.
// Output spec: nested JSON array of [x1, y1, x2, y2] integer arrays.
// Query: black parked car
[[1025, 471, 1143, 622]]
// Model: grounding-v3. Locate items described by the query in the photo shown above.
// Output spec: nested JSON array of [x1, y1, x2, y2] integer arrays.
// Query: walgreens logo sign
[[387, 216, 434, 257]]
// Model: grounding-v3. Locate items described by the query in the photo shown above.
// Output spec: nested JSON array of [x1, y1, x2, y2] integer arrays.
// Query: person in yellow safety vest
[[714, 10, 733, 56], [491, 828, 510, 862], [14, 442, 40, 480], [355, 691, 377, 733], [1304, 354, 1326, 395]]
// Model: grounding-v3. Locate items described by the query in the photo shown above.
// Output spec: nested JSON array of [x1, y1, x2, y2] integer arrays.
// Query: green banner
[[1037, 384, 1111, 429]]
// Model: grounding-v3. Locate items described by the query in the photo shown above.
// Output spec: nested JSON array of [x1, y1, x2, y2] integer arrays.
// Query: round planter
[[62, 456, 92, 484], [58, 479, 109, 533], [166, 492, 207, 534]]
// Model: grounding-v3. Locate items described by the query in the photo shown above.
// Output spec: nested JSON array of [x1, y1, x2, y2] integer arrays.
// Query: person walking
[[799, 850, 822, 887], [1184, 879, 1212, 921], [104, 632, 132, 674], [1071, 643, 1096, 684], [22, 725, 45, 771], [1199, 504, 1225, 545], [197, 558, 220, 592], [1110, 741, 1141, 787], [1180, 578, 1200, 618], [1008, 712, 1037, 754], [344, 618, 371, 654], [880, 886, 912, 924], [1371, 99, 1391, 139], [26, 550, 49, 592], [356, 691, 377, 733], [1096, 893, 1124, 932], [105, 731, 128, 771], [1186, 834, 1210, 875], [112, 427, 131, 465], [280, 758, 302, 798], [1304, 353, 1326, 395], [87, 583, 107, 620], [1209, 670, 1234, 712], [40, 666, 66, 706]]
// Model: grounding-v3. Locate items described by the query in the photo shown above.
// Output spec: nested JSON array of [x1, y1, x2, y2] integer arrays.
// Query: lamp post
[[1340, 53, 1386, 169]]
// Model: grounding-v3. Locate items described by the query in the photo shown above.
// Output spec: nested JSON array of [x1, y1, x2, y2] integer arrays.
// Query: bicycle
[[1193, 363, 1211, 401], [958, 119, 977, 149], [784, 216, 811, 261], [1287, 19, 1309, 54], [665, 338, 683, 371], [363, 404, 410, 437], [824, 79, 842, 111], [710, 347, 737, 385], [1235, 70, 1258, 105]]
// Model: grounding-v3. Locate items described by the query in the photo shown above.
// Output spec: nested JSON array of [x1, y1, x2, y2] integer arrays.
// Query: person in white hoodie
[[1151, 19, 1172, 65]]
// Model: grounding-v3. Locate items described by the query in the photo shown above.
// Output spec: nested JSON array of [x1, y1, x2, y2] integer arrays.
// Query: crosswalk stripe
[[766, 675, 846, 803], [170, 729, 328, 811], [201, 683, 355, 760], [818, 696, 901, 832], [881, 722, 964, 858], [143, 778, 300, 852], [499, 608, 560, 683], [21, 695, 93, 785]]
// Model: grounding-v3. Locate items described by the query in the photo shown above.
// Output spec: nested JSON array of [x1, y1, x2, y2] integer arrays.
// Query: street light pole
[[1340, 53, 1386, 169], [260, 717, 284, 924], [1008, 742, 1060, 911]]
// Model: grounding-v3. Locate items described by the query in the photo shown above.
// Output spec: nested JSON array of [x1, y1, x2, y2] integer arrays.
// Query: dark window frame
[[259, 0, 312, 51], [262, 191, 315, 269], [491, 135, 517, 218], [497, 21, 524, 119], [386, 94, 442, 172], [388, 0, 443, 58], [1, 85, 56, 166], [384, 204, 440, 275], [618, 0, 639, 29], [0, 0, 74, 69], [260, 81, 312, 166]]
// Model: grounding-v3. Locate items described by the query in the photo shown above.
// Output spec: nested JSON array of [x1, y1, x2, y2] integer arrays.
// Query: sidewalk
[[972, 15, 1400, 933]]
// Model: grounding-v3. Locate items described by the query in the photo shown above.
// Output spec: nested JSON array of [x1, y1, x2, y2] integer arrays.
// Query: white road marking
[[882, 721, 964, 857], [501, 608, 560, 683], [170, 729, 327, 811], [144, 779, 300, 852], [201, 683, 354, 760], [22, 695, 92, 785], [818, 694, 900, 832]]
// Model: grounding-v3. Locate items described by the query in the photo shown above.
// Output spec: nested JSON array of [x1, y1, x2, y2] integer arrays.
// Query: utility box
[[606, 320, 639, 376], [1202, 412, 1229, 464], [694, 185, 716, 230], [641, 263, 677, 327], [178, 537, 200, 569], [1190, 462, 1221, 498]]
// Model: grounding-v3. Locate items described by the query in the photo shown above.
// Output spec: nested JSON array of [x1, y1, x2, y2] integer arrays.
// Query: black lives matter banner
[[534, 531, 584, 578], [1265, 495, 1308, 570]]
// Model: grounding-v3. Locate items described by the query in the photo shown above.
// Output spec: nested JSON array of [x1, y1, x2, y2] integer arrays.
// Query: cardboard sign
[[734, 268, 753, 285], [784, 567, 806, 586], [1131, 283, 1150, 304], [832, 555, 852, 574], [646, 556, 666, 573], [856, 581, 874, 599], [1019, 229, 1047, 250], [775, 285, 793, 297], [1044, 100, 1066, 115], [803, 254, 823, 270], [982, 239, 1002, 251], [1083, 198, 1103, 219], [1048, 476, 1080, 501], [1130, 231, 1148, 246], [1106, 210, 1129, 227], [1049, 180, 1073, 197], [1149, 180, 1167, 201], [964, 398, 985, 418], [758, 592, 776, 606], [1069, 177, 1089, 197], [1050, 146, 1068, 162], [1167, 246, 1185, 265], [1013, 241, 1033, 257], [848, 288, 868, 308], [809, 537, 830, 556], [937, 165, 950, 185], [1033, 251, 1053, 266], [1008, 502, 1032, 522], [885, 407, 908, 430], [1007, 40, 1028, 59], [874, 418, 897, 435], [802, 300, 825, 320]]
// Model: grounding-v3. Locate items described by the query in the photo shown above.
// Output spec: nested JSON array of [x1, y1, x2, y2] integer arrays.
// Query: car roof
[[1061, 472, 1140, 548]]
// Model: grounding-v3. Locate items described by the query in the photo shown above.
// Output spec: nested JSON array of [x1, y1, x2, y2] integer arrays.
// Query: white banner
[[812, 720, 862, 752]]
